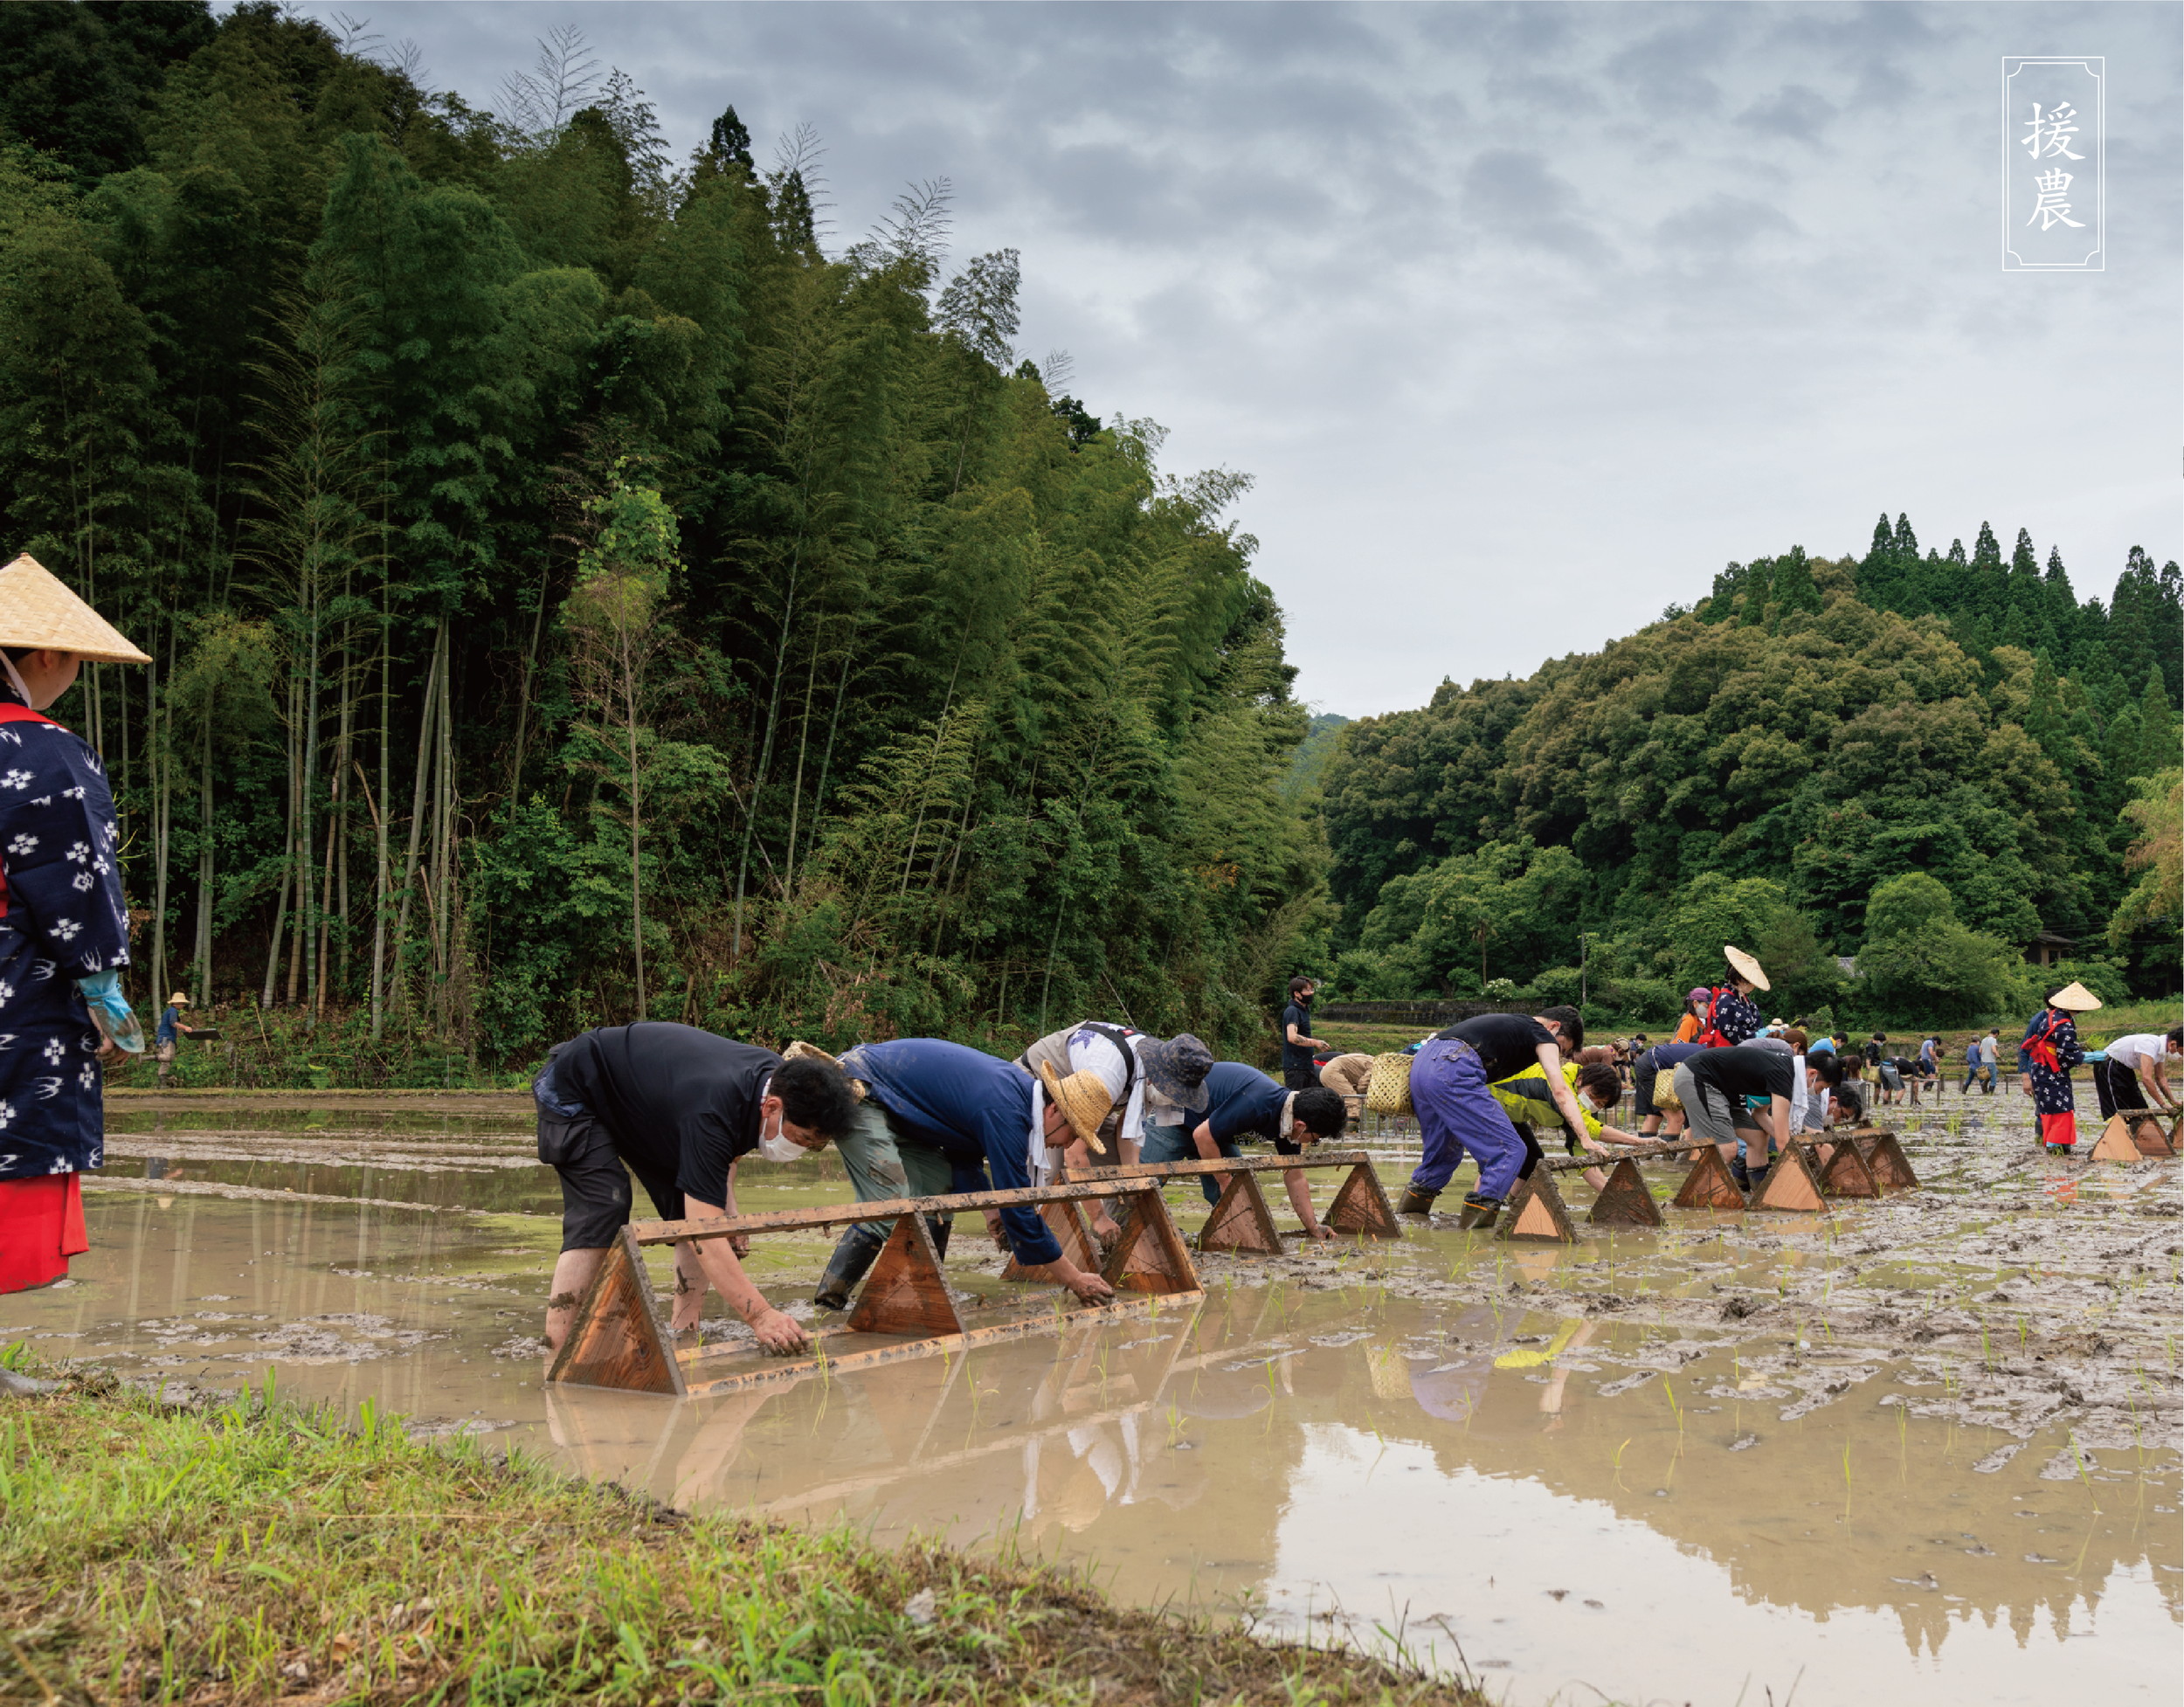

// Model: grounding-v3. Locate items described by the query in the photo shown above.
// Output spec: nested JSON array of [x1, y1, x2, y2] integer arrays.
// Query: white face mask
[[757, 1131, 808, 1164]]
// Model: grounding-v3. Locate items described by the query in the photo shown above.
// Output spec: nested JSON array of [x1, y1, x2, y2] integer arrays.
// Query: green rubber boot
[[1395, 1185, 1441, 1216], [1454, 1192, 1503, 1230]]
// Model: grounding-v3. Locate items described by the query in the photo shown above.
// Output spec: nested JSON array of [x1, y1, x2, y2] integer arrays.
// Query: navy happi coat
[[0, 695, 128, 1182]]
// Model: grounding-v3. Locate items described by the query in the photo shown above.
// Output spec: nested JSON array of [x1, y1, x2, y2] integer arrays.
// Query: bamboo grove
[[0, 4, 1325, 1068]]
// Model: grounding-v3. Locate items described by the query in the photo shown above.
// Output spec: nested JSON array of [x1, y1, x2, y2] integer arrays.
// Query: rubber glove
[[78, 969, 145, 1054]]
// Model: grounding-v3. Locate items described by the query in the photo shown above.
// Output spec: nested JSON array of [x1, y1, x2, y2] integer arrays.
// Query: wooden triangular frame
[[2113, 1110, 2179, 1158], [2086, 1118, 2145, 1164], [848, 1213, 966, 1337], [1671, 1145, 1746, 1210], [1003, 1198, 1101, 1280], [1817, 1138, 1880, 1199], [1497, 1168, 1578, 1244], [1199, 1169, 1283, 1254], [1102, 1187, 1202, 1296], [1854, 1131, 1920, 1190], [1749, 1142, 1830, 1213], [1325, 1160, 1403, 1240], [546, 1227, 686, 1395], [1587, 1157, 1663, 1227]]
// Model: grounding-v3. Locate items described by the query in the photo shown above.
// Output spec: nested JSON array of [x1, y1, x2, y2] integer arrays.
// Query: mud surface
[[3, 1094, 2177, 1705]]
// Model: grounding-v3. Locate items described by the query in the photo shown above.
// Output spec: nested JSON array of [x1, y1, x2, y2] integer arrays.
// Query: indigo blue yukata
[[0, 696, 129, 1184], [2017, 1006, 2085, 1148]]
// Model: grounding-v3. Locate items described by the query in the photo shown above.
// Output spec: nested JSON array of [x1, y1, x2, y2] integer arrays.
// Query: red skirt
[[2039, 1111, 2078, 1147], [0, 1172, 87, 1292]]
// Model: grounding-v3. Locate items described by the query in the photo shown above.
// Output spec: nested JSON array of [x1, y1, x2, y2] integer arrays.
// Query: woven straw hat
[[167, 992, 190, 1007], [2047, 981, 2102, 1012], [1036, 1058, 1114, 1152], [0, 556, 151, 664], [1724, 945, 1770, 992]]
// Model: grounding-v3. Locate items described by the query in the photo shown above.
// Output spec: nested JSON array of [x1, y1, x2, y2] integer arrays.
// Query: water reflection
[[0, 1100, 2174, 1707]]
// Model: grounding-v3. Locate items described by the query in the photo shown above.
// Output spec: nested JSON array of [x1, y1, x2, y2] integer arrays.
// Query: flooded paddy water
[[5, 1089, 2179, 1705]]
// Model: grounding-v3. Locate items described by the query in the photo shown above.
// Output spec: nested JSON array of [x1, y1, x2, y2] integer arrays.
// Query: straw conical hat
[[2047, 981, 2102, 1012], [1724, 945, 1770, 991], [1036, 1058, 1114, 1153], [0, 555, 151, 663]]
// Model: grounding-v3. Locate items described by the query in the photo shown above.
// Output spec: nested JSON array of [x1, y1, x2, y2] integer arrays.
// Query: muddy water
[[4, 1095, 2178, 1705]]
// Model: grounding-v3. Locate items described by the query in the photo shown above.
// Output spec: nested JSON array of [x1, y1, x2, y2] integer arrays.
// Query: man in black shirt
[[1669, 1043, 1799, 1187], [1281, 976, 1326, 1091], [534, 1022, 858, 1359], [1398, 1006, 1593, 1227]]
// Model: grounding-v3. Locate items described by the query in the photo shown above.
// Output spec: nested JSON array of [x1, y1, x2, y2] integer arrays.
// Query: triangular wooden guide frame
[[2086, 1119, 2145, 1163], [1749, 1142, 1830, 1213], [546, 1228, 684, 1396], [1102, 1187, 1202, 1296], [1588, 1157, 1663, 1227], [1003, 1198, 1101, 1280], [2111, 1111, 2179, 1158], [1199, 1169, 1284, 1254], [1326, 1161, 1403, 1239], [1497, 1168, 1579, 1244], [1817, 1139, 1880, 1199], [847, 1214, 965, 1337], [1854, 1131, 1920, 1190], [1671, 1146, 1747, 1211]]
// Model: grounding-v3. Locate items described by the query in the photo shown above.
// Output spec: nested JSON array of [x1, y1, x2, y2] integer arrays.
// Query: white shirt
[[1063, 1027, 1158, 1142], [2103, 1033, 2167, 1070]]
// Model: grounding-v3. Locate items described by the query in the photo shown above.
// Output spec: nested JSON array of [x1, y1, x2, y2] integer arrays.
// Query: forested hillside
[[1322, 529, 2181, 1024], [0, 3, 1324, 1066]]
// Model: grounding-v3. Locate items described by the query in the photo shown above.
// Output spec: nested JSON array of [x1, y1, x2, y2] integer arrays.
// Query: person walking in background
[[1672, 989, 1708, 1044], [2019, 982, 2101, 1156], [1280, 976, 1326, 1091], [0, 556, 151, 1296], [2093, 1026, 2182, 1121], [1962, 1029, 2000, 1095], [155, 992, 198, 1089]]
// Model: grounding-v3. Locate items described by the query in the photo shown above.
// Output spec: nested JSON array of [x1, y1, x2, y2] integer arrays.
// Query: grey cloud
[[1655, 191, 1797, 256], [1459, 148, 1609, 261], [1734, 83, 1836, 142], [317, 1, 2181, 715]]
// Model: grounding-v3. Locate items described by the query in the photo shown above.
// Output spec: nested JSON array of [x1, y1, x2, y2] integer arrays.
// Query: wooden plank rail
[[628, 1178, 1192, 1246], [1063, 1149, 1403, 1246], [551, 1178, 1206, 1399]]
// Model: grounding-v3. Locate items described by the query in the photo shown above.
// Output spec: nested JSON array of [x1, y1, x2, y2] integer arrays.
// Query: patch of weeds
[[0, 1362, 1483, 1705]]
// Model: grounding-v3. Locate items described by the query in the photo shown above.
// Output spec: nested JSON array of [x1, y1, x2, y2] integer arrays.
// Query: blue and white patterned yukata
[[0, 694, 129, 1183]]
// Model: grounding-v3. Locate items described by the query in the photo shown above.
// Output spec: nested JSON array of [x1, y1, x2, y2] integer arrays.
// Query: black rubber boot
[[1730, 1158, 1751, 1191], [1748, 1165, 1771, 1193], [1395, 1185, 1441, 1216], [812, 1221, 888, 1310], [1454, 1193, 1502, 1230]]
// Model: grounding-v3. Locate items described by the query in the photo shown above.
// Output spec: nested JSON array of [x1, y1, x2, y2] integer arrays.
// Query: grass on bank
[[0, 1363, 1483, 1707]]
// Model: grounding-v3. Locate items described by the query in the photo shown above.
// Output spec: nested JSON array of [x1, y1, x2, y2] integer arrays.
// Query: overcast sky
[[297, 2, 2181, 717]]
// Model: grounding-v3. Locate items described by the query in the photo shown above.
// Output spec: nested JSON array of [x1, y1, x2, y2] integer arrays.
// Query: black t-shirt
[[1435, 1013, 1556, 1082], [555, 1022, 778, 1207], [1281, 1000, 1316, 1074], [1683, 1044, 1795, 1102]]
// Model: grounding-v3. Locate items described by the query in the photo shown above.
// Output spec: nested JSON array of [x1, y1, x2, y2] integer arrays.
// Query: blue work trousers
[[1141, 1120, 1239, 1205], [1408, 1038, 1527, 1201]]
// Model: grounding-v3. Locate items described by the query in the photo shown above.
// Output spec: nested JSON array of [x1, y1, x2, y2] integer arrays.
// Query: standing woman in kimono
[[0, 555, 149, 1292], [2018, 980, 2102, 1157]]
